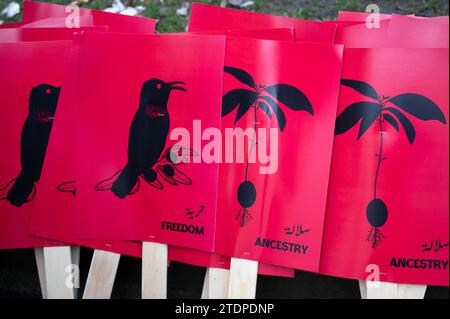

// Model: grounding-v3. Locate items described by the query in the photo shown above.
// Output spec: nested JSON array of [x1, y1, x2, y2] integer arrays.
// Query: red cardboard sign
[[0, 41, 70, 249], [319, 48, 449, 286], [386, 15, 449, 48], [213, 38, 343, 272], [334, 19, 390, 48], [22, 0, 156, 33], [74, 33, 225, 254], [0, 26, 107, 42], [188, 3, 336, 43], [29, 37, 141, 257]]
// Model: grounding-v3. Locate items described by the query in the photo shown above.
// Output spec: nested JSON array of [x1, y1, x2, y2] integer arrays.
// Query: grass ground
[[0, 0, 449, 32]]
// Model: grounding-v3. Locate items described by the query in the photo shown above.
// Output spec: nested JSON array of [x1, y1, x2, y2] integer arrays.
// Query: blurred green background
[[0, 0, 449, 33]]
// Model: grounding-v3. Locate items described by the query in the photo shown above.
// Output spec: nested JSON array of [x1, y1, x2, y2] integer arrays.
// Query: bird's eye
[[156, 84, 162, 89], [46, 89, 51, 94]]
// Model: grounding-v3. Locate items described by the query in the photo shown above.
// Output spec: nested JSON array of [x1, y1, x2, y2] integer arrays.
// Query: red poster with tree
[[319, 48, 449, 286], [213, 37, 343, 272]]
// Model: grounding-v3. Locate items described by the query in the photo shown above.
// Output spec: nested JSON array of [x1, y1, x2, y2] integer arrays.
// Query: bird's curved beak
[[168, 81, 186, 92]]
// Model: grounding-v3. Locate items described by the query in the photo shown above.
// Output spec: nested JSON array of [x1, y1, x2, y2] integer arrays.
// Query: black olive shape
[[144, 169, 157, 182], [366, 198, 388, 227], [163, 164, 175, 177], [237, 181, 257, 208]]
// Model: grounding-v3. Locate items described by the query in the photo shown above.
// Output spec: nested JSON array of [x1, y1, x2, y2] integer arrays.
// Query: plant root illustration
[[0, 84, 61, 207], [335, 79, 447, 248], [93, 78, 196, 199], [222, 66, 313, 227]]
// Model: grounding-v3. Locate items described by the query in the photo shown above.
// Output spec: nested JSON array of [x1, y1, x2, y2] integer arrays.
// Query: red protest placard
[[190, 27, 295, 41], [74, 33, 225, 254], [213, 37, 343, 273], [188, 3, 336, 43], [0, 26, 107, 42], [319, 48, 449, 286], [29, 37, 141, 257], [386, 15, 449, 48], [334, 19, 390, 48], [0, 40, 70, 249], [22, 0, 156, 33]]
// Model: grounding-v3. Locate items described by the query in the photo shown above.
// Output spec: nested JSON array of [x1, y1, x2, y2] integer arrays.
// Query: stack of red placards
[[1, 1, 448, 287]]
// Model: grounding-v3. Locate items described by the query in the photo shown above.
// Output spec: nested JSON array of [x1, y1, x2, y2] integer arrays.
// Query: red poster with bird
[[74, 32, 225, 253], [213, 37, 343, 272], [319, 48, 449, 286], [188, 3, 336, 43], [28, 37, 141, 257], [0, 40, 70, 249]]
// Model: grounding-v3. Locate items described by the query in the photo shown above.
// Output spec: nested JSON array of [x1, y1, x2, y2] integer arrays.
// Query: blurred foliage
[[0, 0, 448, 32]]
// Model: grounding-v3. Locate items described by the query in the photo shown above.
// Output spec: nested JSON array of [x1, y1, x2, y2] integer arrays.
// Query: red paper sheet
[[319, 48, 449, 286], [0, 41, 70, 249], [74, 33, 225, 254], [168, 28, 295, 275], [386, 15, 449, 48], [334, 19, 390, 48], [22, 0, 156, 33], [337, 11, 394, 22], [169, 247, 294, 278], [190, 27, 295, 41], [213, 38, 343, 273], [188, 3, 336, 43], [29, 36, 141, 257], [0, 26, 107, 42]]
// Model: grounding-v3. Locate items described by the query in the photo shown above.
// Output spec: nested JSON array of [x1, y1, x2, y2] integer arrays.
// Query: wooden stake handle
[[201, 267, 230, 299], [228, 258, 258, 299], [142, 242, 168, 299], [359, 280, 427, 299], [83, 250, 121, 299], [42, 246, 77, 299]]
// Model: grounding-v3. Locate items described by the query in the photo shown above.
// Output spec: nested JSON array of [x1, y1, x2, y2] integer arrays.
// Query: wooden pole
[[43, 246, 77, 299], [142, 242, 168, 299], [228, 258, 258, 299], [201, 267, 230, 299], [359, 280, 427, 299], [83, 250, 121, 299]]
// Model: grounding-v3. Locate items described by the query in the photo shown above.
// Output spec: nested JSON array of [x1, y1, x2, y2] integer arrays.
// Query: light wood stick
[[34, 247, 47, 299], [83, 250, 121, 299], [43, 246, 76, 299], [359, 280, 427, 299], [228, 258, 258, 299], [142, 242, 168, 299], [201, 267, 230, 299]]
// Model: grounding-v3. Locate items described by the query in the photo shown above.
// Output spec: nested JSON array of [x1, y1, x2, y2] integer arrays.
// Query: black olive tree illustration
[[222, 66, 313, 227], [335, 79, 447, 248]]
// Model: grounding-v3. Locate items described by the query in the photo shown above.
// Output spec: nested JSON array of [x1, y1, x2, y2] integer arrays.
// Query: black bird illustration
[[95, 79, 195, 199], [0, 84, 61, 207]]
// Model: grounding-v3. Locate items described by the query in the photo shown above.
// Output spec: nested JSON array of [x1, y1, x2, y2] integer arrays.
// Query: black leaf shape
[[335, 102, 382, 137], [224, 66, 256, 88], [260, 96, 286, 131], [258, 101, 273, 119], [340, 79, 379, 101], [263, 84, 313, 115], [383, 113, 399, 131], [234, 91, 258, 124], [385, 107, 416, 144], [388, 93, 447, 124], [222, 89, 256, 117]]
